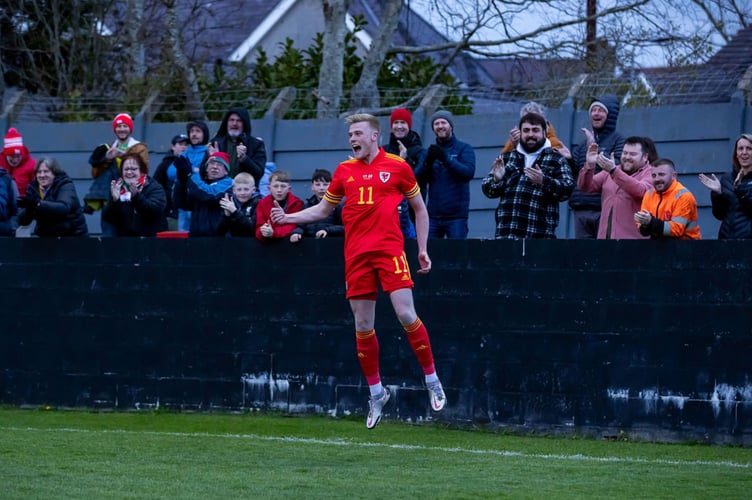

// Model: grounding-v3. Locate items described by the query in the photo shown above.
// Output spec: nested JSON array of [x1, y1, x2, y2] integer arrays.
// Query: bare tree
[[3, 0, 750, 120], [348, 0, 403, 111], [687, 0, 750, 42], [162, 0, 205, 119], [317, 0, 350, 118], [0, 0, 119, 96], [126, 0, 145, 78]]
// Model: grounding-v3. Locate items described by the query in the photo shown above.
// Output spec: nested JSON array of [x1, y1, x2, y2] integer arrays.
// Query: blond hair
[[233, 172, 255, 187], [346, 113, 380, 133]]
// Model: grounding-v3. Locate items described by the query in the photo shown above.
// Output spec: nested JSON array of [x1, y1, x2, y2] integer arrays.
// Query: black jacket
[[217, 191, 262, 237], [210, 107, 266, 186], [102, 176, 168, 236], [153, 151, 180, 218], [384, 130, 425, 236], [174, 174, 233, 237], [711, 170, 752, 239], [385, 130, 425, 170], [0, 168, 18, 236], [19, 172, 88, 237]]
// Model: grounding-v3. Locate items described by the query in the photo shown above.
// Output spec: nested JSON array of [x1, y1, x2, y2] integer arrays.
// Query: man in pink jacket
[[577, 136, 653, 239]]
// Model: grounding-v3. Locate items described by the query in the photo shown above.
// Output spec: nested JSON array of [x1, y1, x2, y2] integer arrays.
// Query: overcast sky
[[409, 0, 738, 68]]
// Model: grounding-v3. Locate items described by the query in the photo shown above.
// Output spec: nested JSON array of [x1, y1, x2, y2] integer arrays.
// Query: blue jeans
[[429, 217, 468, 239]]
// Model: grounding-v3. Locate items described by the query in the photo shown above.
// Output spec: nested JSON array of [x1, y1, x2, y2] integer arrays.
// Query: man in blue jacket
[[415, 110, 476, 239]]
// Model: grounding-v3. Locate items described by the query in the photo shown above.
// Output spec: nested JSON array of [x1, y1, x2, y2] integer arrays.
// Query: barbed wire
[[5, 65, 749, 122]]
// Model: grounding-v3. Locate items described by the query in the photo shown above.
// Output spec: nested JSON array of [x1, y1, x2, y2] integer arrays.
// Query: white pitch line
[[3, 426, 751, 469]]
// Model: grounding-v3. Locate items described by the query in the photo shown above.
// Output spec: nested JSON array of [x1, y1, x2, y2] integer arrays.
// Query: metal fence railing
[[4, 65, 749, 123]]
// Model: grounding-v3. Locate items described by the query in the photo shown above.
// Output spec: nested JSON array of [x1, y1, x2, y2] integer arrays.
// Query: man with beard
[[384, 108, 425, 238], [635, 159, 701, 239], [209, 107, 266, 186], [577, 136, 654, 239], [415, 110, 475, 239], [481, 112, 574, 239]]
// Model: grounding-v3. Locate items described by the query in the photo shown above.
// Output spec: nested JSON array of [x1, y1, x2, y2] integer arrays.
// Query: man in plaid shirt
[[481, 112, 574, 238]]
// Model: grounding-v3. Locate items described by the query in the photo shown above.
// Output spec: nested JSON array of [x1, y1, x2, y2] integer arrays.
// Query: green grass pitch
[[0, 408, 750, 499]]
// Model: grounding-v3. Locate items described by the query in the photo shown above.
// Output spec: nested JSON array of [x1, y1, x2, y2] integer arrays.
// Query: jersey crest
[[379, 171, 391, 183]]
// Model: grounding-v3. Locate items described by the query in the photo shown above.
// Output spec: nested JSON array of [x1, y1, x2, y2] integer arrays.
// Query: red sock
[[404, 318, 436, 375], [356, 330, 380, 385]]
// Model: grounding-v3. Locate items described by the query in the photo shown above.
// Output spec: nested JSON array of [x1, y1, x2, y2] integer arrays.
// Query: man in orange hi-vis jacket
[[634, 158, 701, 239]]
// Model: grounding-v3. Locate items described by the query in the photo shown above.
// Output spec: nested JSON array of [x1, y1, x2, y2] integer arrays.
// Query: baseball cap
[[171, 133, 189, 145]]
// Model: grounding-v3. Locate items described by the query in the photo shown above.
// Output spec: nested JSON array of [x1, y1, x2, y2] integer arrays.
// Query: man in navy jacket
[[415, 110, 476, 239]]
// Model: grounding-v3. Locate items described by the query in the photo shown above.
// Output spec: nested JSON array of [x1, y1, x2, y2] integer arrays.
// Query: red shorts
[[345, 250, 414, 300]]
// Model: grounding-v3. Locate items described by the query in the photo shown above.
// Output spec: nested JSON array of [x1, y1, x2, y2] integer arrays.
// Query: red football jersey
[[325, 148, 420, 260]]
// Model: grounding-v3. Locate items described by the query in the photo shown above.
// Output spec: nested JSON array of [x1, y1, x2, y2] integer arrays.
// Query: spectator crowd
[[2, 104, 751, 241]]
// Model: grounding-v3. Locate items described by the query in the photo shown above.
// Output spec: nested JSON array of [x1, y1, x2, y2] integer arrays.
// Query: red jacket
[[0, 147, 35, 196], [255, 193, 303, 241]]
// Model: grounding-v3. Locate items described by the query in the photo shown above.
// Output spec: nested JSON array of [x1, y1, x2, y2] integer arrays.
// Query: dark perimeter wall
[[0, 238, 750, 444]]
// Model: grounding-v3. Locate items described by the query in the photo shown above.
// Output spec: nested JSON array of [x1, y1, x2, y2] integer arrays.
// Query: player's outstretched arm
[[270, 199, 336, 226]]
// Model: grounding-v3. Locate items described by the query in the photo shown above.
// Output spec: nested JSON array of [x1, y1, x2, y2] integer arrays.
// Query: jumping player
[[270, 113, 446, 429]]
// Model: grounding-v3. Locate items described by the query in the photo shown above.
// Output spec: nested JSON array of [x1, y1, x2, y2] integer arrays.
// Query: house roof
[[348, 0, 496, 87], [478, 57, 587, 86], [153, 0, 495, 87], [706, 25, 752, 69], [630, 25, 752, 105], [475, 26, 752, 108], [155, 0, 279, 64]]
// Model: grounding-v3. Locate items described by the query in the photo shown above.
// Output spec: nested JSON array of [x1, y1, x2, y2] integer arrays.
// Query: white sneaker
[[427, 381, 446, 412], [366, 388, 391, 429]]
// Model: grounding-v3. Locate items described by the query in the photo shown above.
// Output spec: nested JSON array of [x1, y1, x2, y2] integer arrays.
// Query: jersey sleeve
[[398, 161, 420, 199]]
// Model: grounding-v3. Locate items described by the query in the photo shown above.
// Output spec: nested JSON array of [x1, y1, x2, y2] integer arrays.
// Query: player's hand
[[417, 251, 431, 274], [315, 229, 328, 238], [270, 200, 286, 224], [290, 233, 302, 243]]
